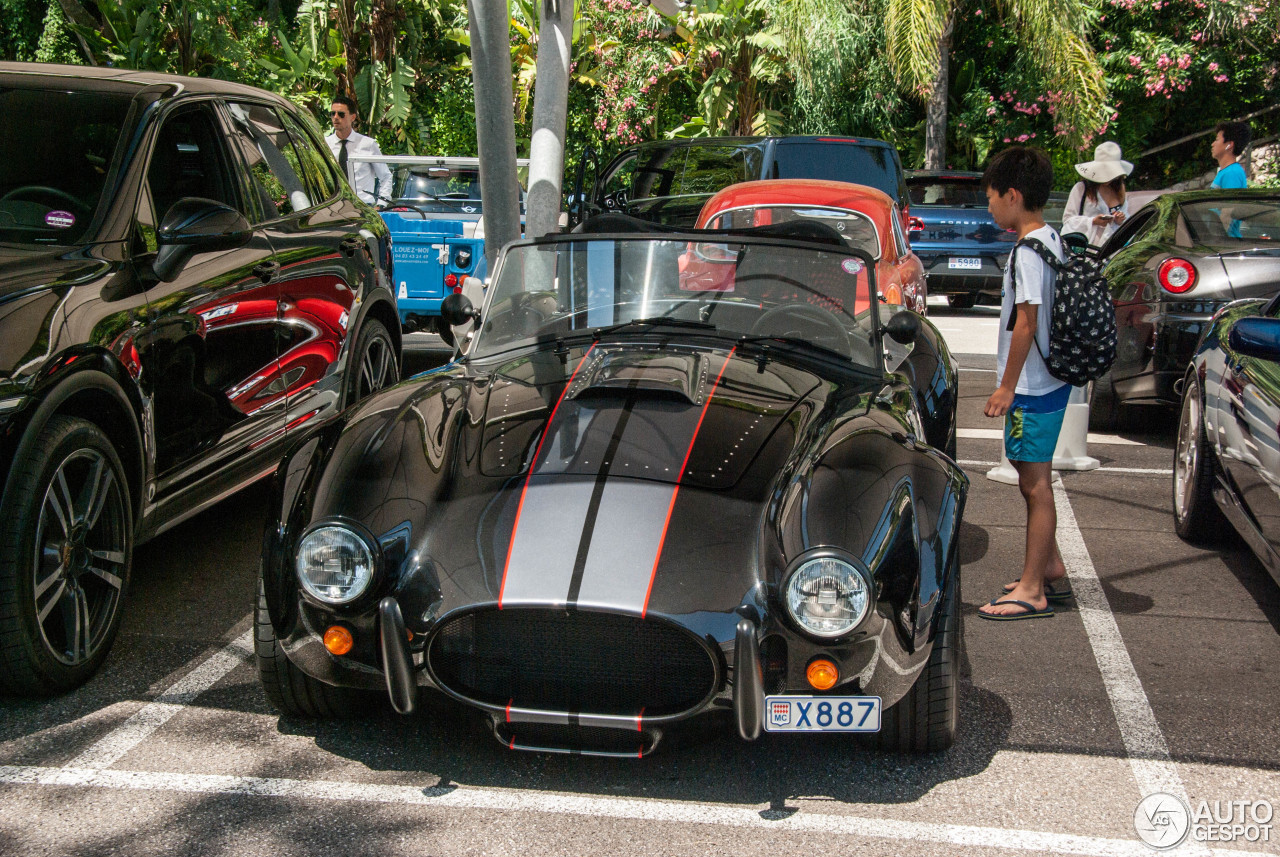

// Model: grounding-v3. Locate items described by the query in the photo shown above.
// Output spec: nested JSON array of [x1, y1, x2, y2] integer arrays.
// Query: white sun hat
[[1075, 141, 1134, 183]]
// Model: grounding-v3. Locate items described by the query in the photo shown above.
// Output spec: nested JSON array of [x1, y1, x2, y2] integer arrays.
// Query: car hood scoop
[[566, 346, 710, 405]]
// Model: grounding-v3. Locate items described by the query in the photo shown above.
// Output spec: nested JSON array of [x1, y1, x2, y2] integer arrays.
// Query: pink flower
[[1208, 62, 1219, 71]]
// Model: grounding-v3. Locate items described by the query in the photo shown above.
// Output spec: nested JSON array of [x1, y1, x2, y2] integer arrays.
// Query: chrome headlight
[[784, 554, 872, 639], [295, 524, 376, 605]]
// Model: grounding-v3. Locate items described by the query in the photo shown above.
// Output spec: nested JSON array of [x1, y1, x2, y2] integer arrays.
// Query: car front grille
[[427, 608, 719, 716]]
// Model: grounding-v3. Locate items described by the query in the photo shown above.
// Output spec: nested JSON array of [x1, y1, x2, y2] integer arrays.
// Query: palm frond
[[885, 0, 948, 93], [1002, 0, 1111, 148]]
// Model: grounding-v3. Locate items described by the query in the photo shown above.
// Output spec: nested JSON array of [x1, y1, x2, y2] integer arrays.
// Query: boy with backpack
[[979, 147, 1072, 621]]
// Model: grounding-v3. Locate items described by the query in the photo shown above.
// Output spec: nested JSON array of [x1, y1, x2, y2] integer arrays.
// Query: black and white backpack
[[1007, 238, 1117, 387]]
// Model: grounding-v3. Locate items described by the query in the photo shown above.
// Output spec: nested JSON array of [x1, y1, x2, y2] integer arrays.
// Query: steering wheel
[[750, 302, 852, 357], [1, 185, 90, 218]]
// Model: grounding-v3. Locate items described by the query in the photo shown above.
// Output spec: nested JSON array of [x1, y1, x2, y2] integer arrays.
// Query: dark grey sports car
[[1090, 188, 1280, 430], [1175, 294, 1280, 587], [257, 221, 968, 756]]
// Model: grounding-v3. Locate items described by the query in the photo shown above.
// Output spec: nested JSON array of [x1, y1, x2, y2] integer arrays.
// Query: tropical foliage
[[3, 0, 1276, 187]]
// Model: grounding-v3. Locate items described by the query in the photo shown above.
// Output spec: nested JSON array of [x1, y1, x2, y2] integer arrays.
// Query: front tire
[[346, 317, 399, 406], [255, 578, 369, 718], [0, 416, 132, 696], [1173, 374, 1226, 542], [876, 563, 959, 753]]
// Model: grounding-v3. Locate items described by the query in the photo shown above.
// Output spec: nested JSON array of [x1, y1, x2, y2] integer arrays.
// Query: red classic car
[[694, 180, 928, 314]]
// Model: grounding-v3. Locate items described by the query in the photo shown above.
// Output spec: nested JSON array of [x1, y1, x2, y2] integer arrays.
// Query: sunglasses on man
[[331, 110, 348, 117]]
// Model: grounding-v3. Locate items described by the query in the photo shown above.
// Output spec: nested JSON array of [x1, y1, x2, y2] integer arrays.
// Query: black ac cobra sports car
[[257, 219, 969, 755]]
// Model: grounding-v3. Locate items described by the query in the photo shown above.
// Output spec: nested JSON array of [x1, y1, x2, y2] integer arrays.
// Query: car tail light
[[908, 216, 925, 234], [1158, 257, 1197, 294], [806, 658, 839, 690], [444, 273, 458, 288], [324, 626, 354, 656]]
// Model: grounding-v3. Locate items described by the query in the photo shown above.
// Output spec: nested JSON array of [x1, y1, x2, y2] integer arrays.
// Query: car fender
[[1, 357, 145, 522]]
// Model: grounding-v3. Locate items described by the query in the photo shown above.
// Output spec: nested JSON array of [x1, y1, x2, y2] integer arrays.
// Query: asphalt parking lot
[[2, 312, 1278, 857]]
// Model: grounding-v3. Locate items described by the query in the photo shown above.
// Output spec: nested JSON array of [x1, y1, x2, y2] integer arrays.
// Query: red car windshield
[[705, 206, 882, 260]]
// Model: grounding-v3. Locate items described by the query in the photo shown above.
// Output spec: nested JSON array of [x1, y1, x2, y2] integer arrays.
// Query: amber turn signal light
[[324, 625, 354, 656], [806, 658, 839, 691]]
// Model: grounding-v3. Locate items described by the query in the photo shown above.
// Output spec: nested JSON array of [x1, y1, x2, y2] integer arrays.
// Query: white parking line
[[958, 428, 1145, 446], [0, 765, 1270, 857], [1053, 477, 1202, 847], [65, 626, 254, 770]]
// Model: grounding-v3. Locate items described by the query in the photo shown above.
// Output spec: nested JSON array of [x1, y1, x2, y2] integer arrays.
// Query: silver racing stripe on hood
[[499, 348, 736, 614]]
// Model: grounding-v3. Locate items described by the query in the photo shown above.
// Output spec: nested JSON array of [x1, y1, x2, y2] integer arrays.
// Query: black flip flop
[[1001, 580, 1074, 602], [978, 598, 1054, 621]]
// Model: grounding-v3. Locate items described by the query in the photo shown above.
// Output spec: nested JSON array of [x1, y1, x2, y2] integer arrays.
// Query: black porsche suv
[[0, 63, 401, 696]]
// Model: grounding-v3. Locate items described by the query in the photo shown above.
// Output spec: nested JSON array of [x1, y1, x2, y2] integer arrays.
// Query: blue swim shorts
[[1004, 384, 1071, 463]]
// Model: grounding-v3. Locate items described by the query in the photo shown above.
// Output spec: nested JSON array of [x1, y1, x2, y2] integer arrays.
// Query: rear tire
[[255, 578, 369, 718], [876, 563, 959, 753], [1087, 371, 1122, 432], [947, 294, 976, 310], [0, 416, 132, 696], [1172, 374, 1227, 542]]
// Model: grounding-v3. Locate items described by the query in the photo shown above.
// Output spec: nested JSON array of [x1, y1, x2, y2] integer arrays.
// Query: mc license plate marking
[[763, 695, 882, 732], [948, 257, 982, 270]]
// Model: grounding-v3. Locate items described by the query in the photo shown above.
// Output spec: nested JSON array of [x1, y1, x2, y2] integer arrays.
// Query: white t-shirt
[[997, 225, 1068, 397]]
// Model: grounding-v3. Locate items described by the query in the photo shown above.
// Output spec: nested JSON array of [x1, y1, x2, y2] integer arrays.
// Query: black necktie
[[338, 138, 348, 176]]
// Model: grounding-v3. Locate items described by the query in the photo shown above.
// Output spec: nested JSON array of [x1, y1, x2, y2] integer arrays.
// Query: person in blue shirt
[[1211, 121, 1251, 189], [1210, 121, 1250, 238]]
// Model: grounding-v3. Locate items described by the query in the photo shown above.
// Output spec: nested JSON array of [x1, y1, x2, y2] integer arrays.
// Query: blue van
[[351, 155, 527, 333]]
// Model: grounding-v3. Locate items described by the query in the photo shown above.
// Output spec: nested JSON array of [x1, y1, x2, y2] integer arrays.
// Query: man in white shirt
[[325, 95, 393, 207]]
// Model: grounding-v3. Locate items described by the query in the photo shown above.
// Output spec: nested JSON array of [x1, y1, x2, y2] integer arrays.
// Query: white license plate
[[763, 695, 882, 732], [948, 257, 982, 270]]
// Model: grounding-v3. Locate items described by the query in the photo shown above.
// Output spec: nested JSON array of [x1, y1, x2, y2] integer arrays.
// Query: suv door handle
[[340, 237, 364, 257], [253, 261, 280, 283]]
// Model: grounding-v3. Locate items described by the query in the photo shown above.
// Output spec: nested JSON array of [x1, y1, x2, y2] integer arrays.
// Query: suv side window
[[144, 105, 238, 233], [680, 145, 756, 196], [597, 152, 638, 211], [226, 102, 313, 221], [632, 145, 685, 200], [279, 108, 337, 202]]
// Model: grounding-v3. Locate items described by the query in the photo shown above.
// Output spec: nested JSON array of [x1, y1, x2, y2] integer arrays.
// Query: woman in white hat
[[1062, 141, 1134, 248]]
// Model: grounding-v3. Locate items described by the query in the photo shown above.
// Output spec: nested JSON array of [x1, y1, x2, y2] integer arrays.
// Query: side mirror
[[153, 198, 252, 282], [437, 292, 480, 349], [1228, 316, 1280, 362], [884, 310, 920, 345]]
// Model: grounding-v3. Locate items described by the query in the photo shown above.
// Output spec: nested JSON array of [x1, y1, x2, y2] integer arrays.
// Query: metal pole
[[468, 0, 522, 269], [525, 0, 573, 239]]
